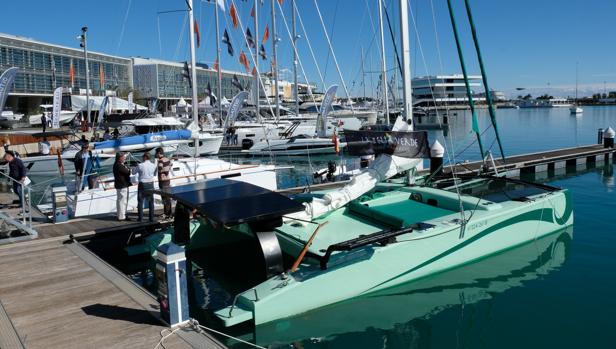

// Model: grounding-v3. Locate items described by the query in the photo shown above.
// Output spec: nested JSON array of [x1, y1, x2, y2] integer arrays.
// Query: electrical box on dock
[[51, 185, 68, 223]]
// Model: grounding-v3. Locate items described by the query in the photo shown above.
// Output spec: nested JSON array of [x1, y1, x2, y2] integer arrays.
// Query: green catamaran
[[135, 0, 573, 328]]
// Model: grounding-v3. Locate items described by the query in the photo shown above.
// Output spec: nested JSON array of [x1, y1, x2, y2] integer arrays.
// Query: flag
[[278, 0, 283, 4], [250, 5, 255, 18], [213, 59, 219, 71], [222, 29, 234, 56], [194, 19, 201, 48], [99, 64, 105, 87], [216, 0, 225, 12], [261, 24, 269, 44], [246, 28, 255, 48], [229, 3, 238, 28], [239, 51, 250, 73], [251, 66, 256, 76], [259, 44, 266, 60], [232, 74, 244, 90], [69, 60, 75, 87]]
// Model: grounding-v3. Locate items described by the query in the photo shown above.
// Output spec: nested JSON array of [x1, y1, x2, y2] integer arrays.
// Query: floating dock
[[0, 203, 226, 348]]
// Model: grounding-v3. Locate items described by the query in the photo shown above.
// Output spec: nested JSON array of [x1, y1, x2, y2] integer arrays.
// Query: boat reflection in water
[[221, 228, 571, 348]]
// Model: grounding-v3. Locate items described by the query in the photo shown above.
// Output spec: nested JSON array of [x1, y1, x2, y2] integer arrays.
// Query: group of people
[[113, 147, 173, 222], [225, 126, 238, 145]]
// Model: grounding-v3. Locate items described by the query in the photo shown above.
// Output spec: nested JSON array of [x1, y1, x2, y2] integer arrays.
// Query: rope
[[115, 0, 133, 56], [295, 3, 326, 91]]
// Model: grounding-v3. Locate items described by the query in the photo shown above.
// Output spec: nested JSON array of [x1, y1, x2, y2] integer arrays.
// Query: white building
[[412, 74, 485, 107]]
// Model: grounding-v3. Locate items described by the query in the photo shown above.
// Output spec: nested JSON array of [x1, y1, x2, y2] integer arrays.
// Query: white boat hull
[[66, 159, 278, 217]]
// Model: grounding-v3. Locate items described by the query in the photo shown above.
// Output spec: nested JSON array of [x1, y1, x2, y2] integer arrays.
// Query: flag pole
[[271, 0, 280, 121], [214, 0, 223, 124], [253, 0, 260, 122]]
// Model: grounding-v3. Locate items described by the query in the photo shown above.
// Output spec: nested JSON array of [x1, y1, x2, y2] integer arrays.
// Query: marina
[[1, 0, 616, 348]]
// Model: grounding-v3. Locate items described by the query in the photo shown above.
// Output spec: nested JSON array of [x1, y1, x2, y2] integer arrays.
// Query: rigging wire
[[295, 5, 326, 91], [115, 0, 133, 56], [312, 0, 355, 111], [408, 0, 467, 227], [321, 0, 340, 80]]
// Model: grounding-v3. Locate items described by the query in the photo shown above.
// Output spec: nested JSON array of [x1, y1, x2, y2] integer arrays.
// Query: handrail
[[0, 167, 32, 228]]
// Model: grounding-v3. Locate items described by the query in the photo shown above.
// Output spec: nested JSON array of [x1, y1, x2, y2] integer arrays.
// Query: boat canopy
[[71, 95, 147, 112], [150, 178, 304, 225]]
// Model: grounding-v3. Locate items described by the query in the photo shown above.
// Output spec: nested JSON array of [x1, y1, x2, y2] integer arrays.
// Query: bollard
[[604, 127, 615, 148], [430, 140, 445, 176], [598, 128, 604, 144], [156, 243, 190, 327]]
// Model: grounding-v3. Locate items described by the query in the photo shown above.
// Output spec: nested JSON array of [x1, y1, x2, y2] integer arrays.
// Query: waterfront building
[[412, 74, 486, 107], [0, 33, 132, 114]]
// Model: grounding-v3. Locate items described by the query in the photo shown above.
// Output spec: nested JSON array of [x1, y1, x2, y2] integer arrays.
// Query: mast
[[378, 0, 390, 125], [214, 0, 223, 121], [271, 0, 280, 120], [361, 46, 366, 99], [575, 61, 579, 102], [399, 0, 412, 127], [253, 0, 260, 121], [187, 0, 199, 158], [291, 0, 299, 116]]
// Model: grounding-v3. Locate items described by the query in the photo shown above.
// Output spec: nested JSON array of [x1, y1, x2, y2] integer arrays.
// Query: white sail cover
[[71, 95, 147, 112], [288, 154, 420, 221]]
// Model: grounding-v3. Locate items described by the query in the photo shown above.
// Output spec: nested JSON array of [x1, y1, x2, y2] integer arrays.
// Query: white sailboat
[[570, 62, 583, 114]]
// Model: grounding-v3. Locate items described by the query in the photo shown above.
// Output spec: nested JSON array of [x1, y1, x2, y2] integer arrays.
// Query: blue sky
[[3, 0, 616, 97]]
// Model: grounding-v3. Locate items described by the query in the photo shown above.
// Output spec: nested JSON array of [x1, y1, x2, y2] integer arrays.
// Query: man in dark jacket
[[113, 152, 131, 220], [3, 151, 27, 208]]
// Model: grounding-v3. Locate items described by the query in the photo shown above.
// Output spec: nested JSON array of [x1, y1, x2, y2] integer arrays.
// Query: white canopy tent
[[71, 95, 147, 112]]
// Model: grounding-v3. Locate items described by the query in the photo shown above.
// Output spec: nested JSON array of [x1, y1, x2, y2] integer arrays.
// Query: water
[[66, 106, 616, 348]]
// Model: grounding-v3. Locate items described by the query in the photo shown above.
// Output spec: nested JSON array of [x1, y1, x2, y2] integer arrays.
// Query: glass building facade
[[0, 33, 132, 97], [132, 57, 251, 101]]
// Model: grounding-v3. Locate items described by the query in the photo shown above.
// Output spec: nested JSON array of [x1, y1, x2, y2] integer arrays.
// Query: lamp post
[[78, 26, 91, 130]]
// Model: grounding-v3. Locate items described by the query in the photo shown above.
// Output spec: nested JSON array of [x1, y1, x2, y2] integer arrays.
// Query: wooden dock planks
[[0, 239, 195, 349]]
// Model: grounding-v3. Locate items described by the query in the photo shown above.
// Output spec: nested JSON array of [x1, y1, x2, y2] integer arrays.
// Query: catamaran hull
[[217, 189, 573, 327]]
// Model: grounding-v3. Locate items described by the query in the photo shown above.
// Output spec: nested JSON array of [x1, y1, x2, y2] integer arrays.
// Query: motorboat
[[28, 105, 78, 126], [245, 134, 339, 156], [299, 102, 378, 125], [119, 117, 223, 155], [0, 110, 24, 129]]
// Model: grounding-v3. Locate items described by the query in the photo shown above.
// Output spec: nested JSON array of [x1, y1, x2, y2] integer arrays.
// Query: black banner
[[343, 130, 430, 158]]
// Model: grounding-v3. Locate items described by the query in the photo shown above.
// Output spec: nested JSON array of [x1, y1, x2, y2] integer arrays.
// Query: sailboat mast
[[187, 0, 199, 158], [253, 0, 260, 121], [399, 0, 413, 127], [575, 61, 579, 102], [361, 46, 366, 99], [377, 0, 390, 125], [271, 0, 280, 120], [214, 0, 223, 120], [292, 0, 299, 116], [187, 0, 199, 124]]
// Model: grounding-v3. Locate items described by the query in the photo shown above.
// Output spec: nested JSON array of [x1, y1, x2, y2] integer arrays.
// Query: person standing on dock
[[113, 152, 131, 221], [135, 152, 156, 222], [3, 151, 27, 209], [41, 112, 47, 133], [155, 147, 173, 219]]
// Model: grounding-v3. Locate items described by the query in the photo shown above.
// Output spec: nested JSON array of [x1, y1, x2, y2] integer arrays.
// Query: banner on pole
[[51, 87, 63, 129]]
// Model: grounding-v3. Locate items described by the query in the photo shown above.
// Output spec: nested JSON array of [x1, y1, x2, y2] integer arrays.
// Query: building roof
[[0, 32, 131, 62], [131, 57, 251, 77]]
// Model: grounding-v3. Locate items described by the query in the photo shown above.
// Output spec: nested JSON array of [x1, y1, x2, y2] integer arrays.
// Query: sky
[[3, 0, 616, 98]]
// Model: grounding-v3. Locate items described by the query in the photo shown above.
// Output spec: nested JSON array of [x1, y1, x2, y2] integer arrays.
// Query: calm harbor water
[[40, 106, 616, 348]]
